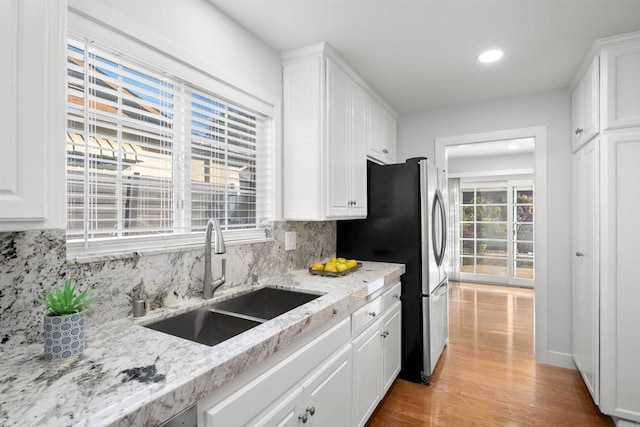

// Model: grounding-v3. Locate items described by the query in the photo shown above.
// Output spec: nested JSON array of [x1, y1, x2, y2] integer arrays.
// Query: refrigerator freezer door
[[422, 278, 449, 377], [435, 167, 448, 285], [419, 159, 439, 295]]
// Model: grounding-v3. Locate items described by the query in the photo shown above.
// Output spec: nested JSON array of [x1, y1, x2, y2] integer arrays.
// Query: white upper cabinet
[[0, 0, 66, 231], [602, 41, 640, 130], [571, 55, 599, 152], [367, 97, 397, 164], [282, 42, 397, 220], [325, 59, 367, 219]]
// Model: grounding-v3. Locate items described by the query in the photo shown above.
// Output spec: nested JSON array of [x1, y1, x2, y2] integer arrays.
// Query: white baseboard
[[614, 416, 640, 426], [546, 351, 576, 369]]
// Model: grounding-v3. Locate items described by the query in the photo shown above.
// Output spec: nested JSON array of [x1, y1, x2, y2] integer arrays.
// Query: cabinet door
[[571, 80, 583, 151], [0, 0, 65, 230], [571, 138, 599, 404], [251, 387, 303, 427], [384, 111, 397, 163], [350, 83, 368, 217], [381, 302, 402, 393], [581, 56, 600, 143], [352, 320, 382, 427], [367, 97, 387, 163], [282, 56, 323, 220], [304, 345, 352, 426], [326, 59, 352, 218], [603, 43, 640, 130], [600, 132, 640, 421]]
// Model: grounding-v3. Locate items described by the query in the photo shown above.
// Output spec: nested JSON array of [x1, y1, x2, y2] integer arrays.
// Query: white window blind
[[66, 37, 273, 257]]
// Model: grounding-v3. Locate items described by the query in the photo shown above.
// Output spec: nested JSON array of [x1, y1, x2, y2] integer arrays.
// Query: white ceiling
[[207, 0, 640, 114]]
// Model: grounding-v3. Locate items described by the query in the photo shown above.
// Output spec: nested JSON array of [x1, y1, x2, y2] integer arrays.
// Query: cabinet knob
[[393, 293, 400, 300], [383, 148, 389, 154], [575, 128, 583, 135], [352, 200, 357, 206], [306, 407, 316, 416], [575, 252, 584, 257], [367, 311, 376, 317], [381, 331, 389, 338], [299, 413, 308, 423]]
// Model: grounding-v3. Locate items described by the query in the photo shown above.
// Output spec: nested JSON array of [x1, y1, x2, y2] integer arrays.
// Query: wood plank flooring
[[367, 281, 612, 426]]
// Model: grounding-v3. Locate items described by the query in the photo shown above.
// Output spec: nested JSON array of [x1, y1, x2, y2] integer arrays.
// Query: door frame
[[435, 126, 549, 365]]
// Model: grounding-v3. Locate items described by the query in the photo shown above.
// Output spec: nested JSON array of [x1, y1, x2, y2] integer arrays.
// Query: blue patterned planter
[[43, 312, 85, 361]]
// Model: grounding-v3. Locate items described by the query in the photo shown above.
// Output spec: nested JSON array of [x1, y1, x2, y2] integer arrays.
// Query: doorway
[[435, 126, 548, 364]]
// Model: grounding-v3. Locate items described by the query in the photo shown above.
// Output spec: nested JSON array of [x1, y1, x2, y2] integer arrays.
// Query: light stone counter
[[0, 261, 404, 426]]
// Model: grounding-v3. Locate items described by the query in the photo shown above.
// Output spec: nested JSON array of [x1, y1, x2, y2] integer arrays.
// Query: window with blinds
[[66, 37, 272, 256]]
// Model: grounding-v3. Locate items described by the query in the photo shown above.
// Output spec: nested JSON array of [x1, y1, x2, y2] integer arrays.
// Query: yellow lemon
[[324, 263, 338, 273], [336, 263, 348, 273], [346, 260, 357, 269], [311, 262, 324, 271], [337, 257, 347, 264]]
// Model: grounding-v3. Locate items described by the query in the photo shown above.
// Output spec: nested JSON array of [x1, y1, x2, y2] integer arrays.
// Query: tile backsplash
[[0, 221, 336, 349]]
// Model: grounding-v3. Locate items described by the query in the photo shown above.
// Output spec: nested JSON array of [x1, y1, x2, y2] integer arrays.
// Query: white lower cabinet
[[199, 283, 402, 427], [352, 292, 402, 427], [201, 317, 350, 426], [251, 344, 352, 426], [382, 303, 402, 394], [352, 320, 382, 427]]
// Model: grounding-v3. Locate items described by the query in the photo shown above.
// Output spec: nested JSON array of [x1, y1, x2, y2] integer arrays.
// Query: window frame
[[66, 13, 278, 260], [459, 179, 534, 286]]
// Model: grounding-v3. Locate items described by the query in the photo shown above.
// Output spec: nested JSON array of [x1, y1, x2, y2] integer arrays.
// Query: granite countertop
[[0, 261, 404, 426]]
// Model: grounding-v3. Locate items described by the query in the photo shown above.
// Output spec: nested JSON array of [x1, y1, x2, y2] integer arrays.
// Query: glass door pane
[[457, 181, 534, 285]]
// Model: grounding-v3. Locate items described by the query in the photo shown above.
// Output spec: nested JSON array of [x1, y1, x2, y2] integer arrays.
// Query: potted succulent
[[40, 280, 96, 361]]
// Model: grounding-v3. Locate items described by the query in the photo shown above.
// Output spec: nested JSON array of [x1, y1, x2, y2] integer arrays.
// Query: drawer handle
[[299, 413, 308, 423], [393, 293, 400, 300], [367, 311, 377, 317], [575, 252, 584, 257], [383, 148, 389, 154], [306, 407, 316, 416], [381, 331, 389, 338], [575, 128, 583, 135]]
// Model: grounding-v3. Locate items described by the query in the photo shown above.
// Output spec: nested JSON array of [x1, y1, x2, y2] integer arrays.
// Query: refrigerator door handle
[[431, 279, 448, 300], [432, 188, 447, 267]]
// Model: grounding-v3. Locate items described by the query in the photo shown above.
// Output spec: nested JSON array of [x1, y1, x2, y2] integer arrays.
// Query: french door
[[458, 180, 534, 287]]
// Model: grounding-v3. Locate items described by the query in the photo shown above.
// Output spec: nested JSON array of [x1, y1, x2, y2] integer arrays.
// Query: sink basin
[[210, 287, 321, 320], [144, 309, 262, 347], [144, 288, 322, 346]]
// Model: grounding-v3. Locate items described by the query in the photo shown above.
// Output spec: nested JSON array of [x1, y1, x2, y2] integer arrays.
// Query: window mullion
[[175, 82, 190, 234], [507, 181, 515, 281], [116, 61, 124, 238], [82, 39, 90, 250]]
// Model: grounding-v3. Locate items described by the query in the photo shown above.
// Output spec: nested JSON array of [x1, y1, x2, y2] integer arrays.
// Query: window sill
[[67, 236, 273, 264]]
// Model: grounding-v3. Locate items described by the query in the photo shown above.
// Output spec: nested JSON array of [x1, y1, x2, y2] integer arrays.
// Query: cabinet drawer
[[382, 281, 401, 311], [203, 317, 350, 426], [352, 296, 383, 336]]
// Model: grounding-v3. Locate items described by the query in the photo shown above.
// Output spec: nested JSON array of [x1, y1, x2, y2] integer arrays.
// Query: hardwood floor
[[367, 281, 612, 426]]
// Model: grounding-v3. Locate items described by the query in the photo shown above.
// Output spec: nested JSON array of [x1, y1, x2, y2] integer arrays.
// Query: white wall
[[398, 89, 573, 364], [448, 152, 533, 175], [70, 0, 282, 102]]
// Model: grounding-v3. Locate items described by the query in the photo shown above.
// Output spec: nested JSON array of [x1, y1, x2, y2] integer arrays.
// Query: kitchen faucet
[[203, 218, 226, 299]]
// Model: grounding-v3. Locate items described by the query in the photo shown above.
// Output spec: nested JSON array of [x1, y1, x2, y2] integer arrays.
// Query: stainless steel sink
[[144, 309, 262, 346], [210, 287, 321, 320], [144, 288, 322, 346]]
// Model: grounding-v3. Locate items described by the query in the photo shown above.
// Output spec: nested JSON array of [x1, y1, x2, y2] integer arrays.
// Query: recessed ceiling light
[[478, 49, 504, 63]]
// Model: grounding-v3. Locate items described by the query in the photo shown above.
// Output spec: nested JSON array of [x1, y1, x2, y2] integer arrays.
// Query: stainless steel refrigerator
[[337, 157, 448, 385]]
